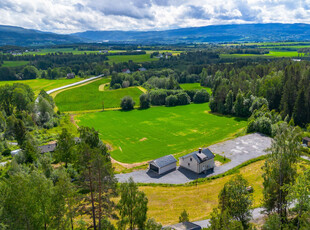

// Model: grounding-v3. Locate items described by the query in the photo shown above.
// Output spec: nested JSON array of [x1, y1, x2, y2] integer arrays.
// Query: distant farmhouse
[[148, 154, 177, 175], [66, 73, 75, 79], [179, 148, 215, 174], [138, 67, 147, 71], [122, 69, 131, 74]]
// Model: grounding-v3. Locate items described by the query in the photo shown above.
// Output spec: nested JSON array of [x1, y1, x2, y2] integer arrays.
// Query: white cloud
[[0, 0, 308, 33]]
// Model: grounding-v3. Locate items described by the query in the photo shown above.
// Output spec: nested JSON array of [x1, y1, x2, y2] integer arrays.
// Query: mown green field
[[55, 78, 144, 112], [1, 61, 29, 67], [107, 54, 157, 63], [180, 83, 212, 94], [77, 103, 247, 163], [0, 78, 83, 95], [264, 51, 300, 57]]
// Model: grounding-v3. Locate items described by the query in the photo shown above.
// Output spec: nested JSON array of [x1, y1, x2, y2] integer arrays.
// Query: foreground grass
[[55, 78, 144, 112], [77, 103, 247, 163], [0, 78, 83, 95], [139, 160, 265, 225]]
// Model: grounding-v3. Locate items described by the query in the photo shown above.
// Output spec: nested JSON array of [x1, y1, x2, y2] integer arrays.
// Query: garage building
[[148, 155, 177, 175]]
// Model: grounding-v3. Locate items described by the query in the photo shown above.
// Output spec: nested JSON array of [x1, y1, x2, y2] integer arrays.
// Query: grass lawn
[[107, 54, 157, 63], [180, 83, 212, 94], [264, 51, 300, 57], [139, 160, 265, 225], [1, 61, 29, 67], [0, 78, 83, 95], [77, 103, 247, 163], [55, 78, 144, 112]]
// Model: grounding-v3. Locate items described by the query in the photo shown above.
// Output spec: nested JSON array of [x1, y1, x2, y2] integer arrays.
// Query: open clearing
[[180, 83, 212, 94], [1, 61, 29, 67], [0, 78, 83, 95], [107, 54, 157, 63], [77, 103, 247, 163], [54, 78, 144, 112]]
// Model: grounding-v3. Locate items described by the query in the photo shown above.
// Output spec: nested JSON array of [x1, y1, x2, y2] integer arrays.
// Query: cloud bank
[[0, 0, 309, 33]]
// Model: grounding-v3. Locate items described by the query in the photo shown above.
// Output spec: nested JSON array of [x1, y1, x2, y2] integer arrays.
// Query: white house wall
[[198, 159, 215, 173], [180, 157, 199, 173], [159, 163, 177, 174]]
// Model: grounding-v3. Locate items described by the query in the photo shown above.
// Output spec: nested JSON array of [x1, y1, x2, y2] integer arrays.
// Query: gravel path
[[46, 74, 103, 94], [115, 133, 272, 184]]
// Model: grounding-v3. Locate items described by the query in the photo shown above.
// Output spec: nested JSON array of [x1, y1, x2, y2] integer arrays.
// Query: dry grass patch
[[139, 160, 265, 225]]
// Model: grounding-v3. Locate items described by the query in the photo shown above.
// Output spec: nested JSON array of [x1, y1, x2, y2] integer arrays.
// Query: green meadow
[[107, 54, 157, 63], [1, 61, 29, 67], [77, 103, 247, 163], [0, 78, 83, 95], [180, 83, 212, 94], [54, 78, 144, 112]]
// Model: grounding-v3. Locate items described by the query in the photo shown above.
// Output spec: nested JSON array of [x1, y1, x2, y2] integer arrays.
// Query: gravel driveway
[[115, 133, 272, 184]]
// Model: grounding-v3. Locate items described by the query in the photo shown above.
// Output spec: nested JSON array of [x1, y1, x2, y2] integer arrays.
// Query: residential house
[[148, 154, 177, 175], [166, 221, 202, 230], [66, 73, 75, 79], [179, 148, 215, 174], [122, 69, 131, 74]]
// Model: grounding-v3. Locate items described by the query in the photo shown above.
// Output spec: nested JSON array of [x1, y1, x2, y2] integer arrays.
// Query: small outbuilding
[[166, 221, 202, 230], [148, 155, 177, 175], [66, 73, 75, 79], [38, 143, 57, 154], [303, 137, 310, 147], [179, 148, 215, 174]]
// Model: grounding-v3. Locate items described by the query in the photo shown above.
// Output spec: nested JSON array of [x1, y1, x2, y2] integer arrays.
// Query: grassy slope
[[140, 160, 265, 225], [0, 78, 83, 95], [180, 83, 212, 94], [77, 103, 247, 163], [55, 78, 144, 112]]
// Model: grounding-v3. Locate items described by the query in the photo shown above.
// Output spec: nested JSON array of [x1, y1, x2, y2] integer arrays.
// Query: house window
[[190, 158, 192, 161], [188, 163, 190, 166]]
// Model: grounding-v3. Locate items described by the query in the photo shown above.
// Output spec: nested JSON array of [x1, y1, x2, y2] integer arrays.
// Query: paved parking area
[[116, 133, 272, 184]]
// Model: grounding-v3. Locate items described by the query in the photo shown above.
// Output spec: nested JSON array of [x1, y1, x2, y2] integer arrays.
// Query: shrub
[[176, 92, 191, 105], [149, 90, 167, 106], [165, 95, 178, 107], [2, 149, 11, 157], [113, 83, 121, 89], [121, 96, 135, 111], [193, 89, 210, 103], [139, 93, 150, 109]]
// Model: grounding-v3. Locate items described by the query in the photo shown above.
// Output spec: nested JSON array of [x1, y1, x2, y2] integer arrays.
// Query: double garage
[[148, 154, 177, 175]]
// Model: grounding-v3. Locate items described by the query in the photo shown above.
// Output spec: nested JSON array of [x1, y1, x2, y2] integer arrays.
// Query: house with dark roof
[[179, 148, 215, 174], [165, 221, 202, 230], [148, 155, 177, 175], [303, 137, 310, 147]]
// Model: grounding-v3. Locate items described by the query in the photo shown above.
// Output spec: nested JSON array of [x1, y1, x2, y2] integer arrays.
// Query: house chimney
[[199, 148, 202, 153]]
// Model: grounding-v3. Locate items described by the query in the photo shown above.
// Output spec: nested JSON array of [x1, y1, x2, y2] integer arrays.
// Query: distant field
[[0, 78, 83, 95], [77, 103, 247, 163], [55, 78, 144, 112], [21, 48, 100, 55], [180, 83, 212, 94], [1, 61, 29, 67], [107, 54, 157, 63], [264, 51, 300, 57]]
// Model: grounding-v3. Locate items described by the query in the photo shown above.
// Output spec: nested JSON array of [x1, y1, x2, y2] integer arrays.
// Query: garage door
[[149, 164, 159, 173]]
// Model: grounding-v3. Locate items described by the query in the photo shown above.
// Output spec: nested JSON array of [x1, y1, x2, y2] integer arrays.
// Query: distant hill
[[73, 23, 310, 44], [0, 25, 83, 46], [1, 23, 310, 46]]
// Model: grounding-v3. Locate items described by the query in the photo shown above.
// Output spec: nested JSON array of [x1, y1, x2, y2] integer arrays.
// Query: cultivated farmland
[[107, 54, 157, 63], [77, 103, 247, 163], [0, 78, 83, 95], [54, 78, 144, 112]]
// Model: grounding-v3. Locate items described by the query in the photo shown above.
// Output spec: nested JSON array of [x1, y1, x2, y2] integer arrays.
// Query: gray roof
[[180, 148, 214, 163], [38, 143, 57, 153], [149, 154, 177, 168], [303, 137, 310, 142], [167, 221, 201, 230]]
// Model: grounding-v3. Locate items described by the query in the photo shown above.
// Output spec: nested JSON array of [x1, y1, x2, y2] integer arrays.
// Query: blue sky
[[0, 0, 309, 33]]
